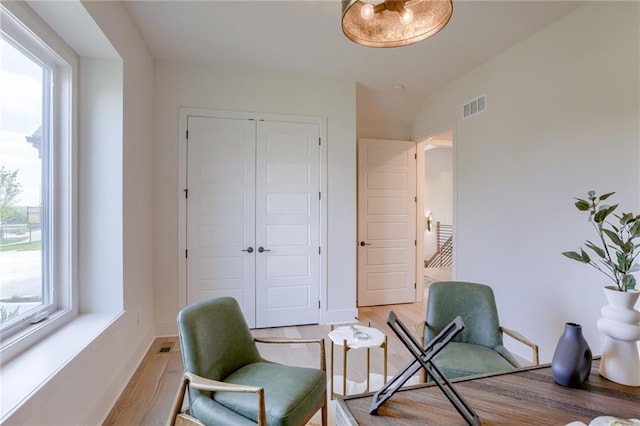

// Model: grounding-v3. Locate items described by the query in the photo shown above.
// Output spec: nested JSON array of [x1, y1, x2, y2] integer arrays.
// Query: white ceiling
[[123, 0, 583, 136]]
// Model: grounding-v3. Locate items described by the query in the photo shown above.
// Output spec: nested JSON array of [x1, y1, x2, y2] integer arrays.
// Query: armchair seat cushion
[[433, 342, 517, 379], [191, 397, 258, 426], [214, 362, 326, 426]]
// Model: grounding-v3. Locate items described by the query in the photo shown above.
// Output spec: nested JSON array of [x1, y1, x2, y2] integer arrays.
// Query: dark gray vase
[[551, 322, 592, 388]]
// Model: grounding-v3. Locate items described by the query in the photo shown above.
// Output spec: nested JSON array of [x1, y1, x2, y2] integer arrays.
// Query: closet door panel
[[186, 116, 257, 327], [255, 120, 321, 327]]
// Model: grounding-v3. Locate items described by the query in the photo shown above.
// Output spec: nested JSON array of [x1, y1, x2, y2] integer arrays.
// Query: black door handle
[[360, 241, 371, 246], [258, 247, 270, 253], [241, 247, 254, 253]]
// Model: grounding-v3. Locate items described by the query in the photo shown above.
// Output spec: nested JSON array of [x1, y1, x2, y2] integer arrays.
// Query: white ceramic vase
[[596, 286, 640, 386]]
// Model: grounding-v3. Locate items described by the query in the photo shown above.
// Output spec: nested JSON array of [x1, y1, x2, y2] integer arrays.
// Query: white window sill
[[0, 312, 123, 422]]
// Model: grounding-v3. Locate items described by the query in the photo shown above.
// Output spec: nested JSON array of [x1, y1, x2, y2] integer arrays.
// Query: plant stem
[[591, 199, 622, 290]]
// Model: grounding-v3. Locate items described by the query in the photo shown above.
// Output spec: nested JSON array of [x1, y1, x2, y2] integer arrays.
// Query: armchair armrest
[[253, 336, 326, 372], [186, 371, 264, 394], [167, 372, 266, 426], [500, 326, 539, 366], [416, 322, 539, 366]]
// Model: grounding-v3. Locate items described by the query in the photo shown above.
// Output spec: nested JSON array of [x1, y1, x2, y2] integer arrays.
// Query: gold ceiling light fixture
[[341, 0, 453, 48]]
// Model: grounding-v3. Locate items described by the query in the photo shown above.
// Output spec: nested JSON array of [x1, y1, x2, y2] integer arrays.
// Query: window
[[0, 4, 75, 358]]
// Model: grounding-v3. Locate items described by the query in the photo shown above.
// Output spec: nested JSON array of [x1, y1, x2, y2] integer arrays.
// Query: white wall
[[75, 1, 156, 420], [413, 2, 640, 362], [77, 1, 156, 418], [356, 84, 423, 140], [2, 1, 156, 424], [152, 61, 358, 334], [78, 58, 124, 313]]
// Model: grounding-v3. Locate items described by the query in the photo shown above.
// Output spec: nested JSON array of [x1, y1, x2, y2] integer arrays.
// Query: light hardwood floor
[[103, 300, 426, 426]]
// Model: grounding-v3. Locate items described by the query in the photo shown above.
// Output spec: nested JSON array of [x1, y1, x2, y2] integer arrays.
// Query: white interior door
[[186, 116, 257, 326], [255, 120, 320, 327], [357, 138, 416, 306]]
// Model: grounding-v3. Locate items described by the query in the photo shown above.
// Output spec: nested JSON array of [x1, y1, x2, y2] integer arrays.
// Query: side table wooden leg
[[342, 340, 348, 397], [383, 335, 388, 383], [366, 347, 371, 392], [330, 338, 335, 399]]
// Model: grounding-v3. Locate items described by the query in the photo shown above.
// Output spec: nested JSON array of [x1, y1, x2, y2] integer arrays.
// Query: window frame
[[0, 3, 77, 363]]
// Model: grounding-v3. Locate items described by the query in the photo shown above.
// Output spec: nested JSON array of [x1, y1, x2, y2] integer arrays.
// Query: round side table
[[328, 324, 387, 399]]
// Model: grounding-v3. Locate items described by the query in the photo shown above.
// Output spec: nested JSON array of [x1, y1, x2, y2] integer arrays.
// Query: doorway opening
[[416, 130, 453, 299]]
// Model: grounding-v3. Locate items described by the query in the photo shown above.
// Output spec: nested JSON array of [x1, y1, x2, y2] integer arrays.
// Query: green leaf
[[575, 199, 590, 211], [629, 220, 640, 237], [594, 205, 615, 223], [585, 241, 606, 258], [581, 249, 591, 263], [562, 251, 588, 262], [595, 204, 618, 222], [599, 192, 615, 201], [622, 274, 636, 291], [624, 241, 634, 253], [616, 252, 629, 271], [620, 212, 633, 226], [603, 229, 623, 246]]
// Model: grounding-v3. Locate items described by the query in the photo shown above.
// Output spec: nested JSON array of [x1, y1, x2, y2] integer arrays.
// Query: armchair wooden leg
[[167, 375, 188, 426], [321, 393, 328, 426]]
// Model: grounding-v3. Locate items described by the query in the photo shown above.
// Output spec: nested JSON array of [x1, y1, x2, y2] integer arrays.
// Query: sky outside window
[[1, 36, 42, 206]]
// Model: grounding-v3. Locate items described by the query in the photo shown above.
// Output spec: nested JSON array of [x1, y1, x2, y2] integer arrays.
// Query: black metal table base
[[369, 312, 480, 426]]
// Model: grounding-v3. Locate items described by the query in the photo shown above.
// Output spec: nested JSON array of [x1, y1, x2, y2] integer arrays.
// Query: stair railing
[[425, 222, 453, 268]]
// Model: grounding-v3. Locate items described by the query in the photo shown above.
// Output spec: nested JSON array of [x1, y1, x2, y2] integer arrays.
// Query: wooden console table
[[336, 359, 640, 425]]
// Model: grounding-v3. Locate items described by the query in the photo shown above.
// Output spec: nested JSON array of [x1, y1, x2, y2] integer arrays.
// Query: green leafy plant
[[562, 191, 640, 292]]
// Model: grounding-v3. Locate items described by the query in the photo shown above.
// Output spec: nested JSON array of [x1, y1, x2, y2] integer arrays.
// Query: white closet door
[[186, 116, 257, 326], [255, 120, 320, 327]]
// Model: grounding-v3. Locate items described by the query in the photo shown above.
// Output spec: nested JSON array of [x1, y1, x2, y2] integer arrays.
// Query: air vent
[[462, 95, 486, 119]]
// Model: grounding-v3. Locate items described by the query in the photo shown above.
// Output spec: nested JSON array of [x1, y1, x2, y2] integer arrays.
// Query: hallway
[[424, 267, 451, 286]]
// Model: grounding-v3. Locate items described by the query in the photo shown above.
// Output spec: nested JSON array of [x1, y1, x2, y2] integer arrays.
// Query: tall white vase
[[596, 286, 640, 386]]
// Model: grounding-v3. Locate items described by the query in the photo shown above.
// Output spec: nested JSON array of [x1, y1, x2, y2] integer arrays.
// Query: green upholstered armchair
[[418, 281, 539, 381], [168, 297, 327, 426]]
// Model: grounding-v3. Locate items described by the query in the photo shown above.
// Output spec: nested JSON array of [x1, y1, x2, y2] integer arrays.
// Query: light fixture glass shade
[[342, 0, 453, 48]]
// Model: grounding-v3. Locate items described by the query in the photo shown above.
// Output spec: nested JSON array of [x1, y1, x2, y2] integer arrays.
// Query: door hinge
[[186, 130, 189, 139], [185, 249, 188, 258], [414, 196, 417, 202], [318, 300, 321, 309], [414, 153, 417, 159], [414, 282, 417, 289], [184, 188, 188, 198], [414, 240, 417, 246], [318, 137, 321, 146], [319, 246, 321, 255], [319, 192, 321, 200]]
